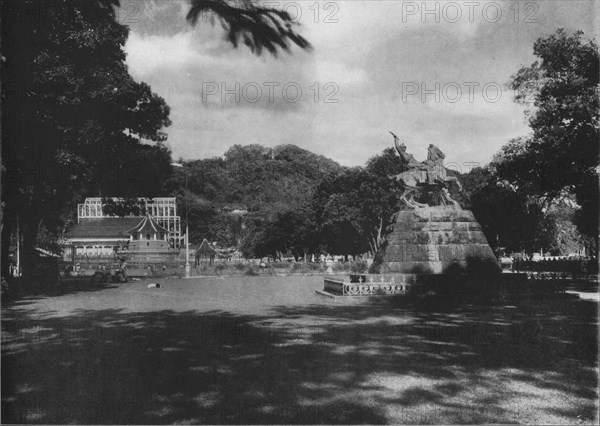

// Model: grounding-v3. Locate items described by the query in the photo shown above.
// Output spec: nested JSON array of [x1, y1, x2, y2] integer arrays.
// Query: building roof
[[65, 217, 144, 240], [194, 239, 219, 256], [127, 215, 169, 235]]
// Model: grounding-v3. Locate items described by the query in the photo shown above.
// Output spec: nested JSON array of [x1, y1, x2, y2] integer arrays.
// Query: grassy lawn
[[1, 276, 598, 424]]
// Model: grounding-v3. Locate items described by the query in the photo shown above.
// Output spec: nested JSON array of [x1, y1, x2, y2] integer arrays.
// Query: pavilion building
[[193, 239, 220, 266], [63, 197, 182, 264]]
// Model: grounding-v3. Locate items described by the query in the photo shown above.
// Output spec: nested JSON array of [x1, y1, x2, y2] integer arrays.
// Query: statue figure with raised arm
[[388, 131, 462, 209]]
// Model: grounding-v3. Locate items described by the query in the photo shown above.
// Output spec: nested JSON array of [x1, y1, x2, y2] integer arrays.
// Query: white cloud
[[123, 0, 596, 168], [125, 30, 223, 77]]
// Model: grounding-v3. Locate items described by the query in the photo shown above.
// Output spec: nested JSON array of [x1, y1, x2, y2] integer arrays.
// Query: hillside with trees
[[166, 144, 346, 249], [171, 103, 595, 260], [182, 144, 343, 209]]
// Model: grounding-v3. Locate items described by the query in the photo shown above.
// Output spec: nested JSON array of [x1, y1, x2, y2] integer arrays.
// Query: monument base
[[324, 274, 416, 296], [372, 205, 498, 275], [322, 273, 474, 297], [321, 206, 499, 297]]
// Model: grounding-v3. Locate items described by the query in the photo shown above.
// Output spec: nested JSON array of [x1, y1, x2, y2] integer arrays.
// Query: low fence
[[74, 254, 116, 261], [512, 258, 598, 280]]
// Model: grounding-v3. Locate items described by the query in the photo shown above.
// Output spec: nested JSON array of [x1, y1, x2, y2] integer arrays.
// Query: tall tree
[[1, 0, 312, 277], [506, 29, 599, 250], [464, 168, 544, 253], [312, 159, 400, 256], [1, 0, 172, 276], [241, 208, 317, 260]]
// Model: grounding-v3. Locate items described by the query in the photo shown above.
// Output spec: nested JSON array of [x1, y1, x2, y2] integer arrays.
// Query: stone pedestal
[[376, 205, 497, 274]]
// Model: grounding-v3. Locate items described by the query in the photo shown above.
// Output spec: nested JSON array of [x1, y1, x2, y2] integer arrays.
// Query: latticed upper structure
[[63, 198, 183, 261], [77, 197, 181, 241]]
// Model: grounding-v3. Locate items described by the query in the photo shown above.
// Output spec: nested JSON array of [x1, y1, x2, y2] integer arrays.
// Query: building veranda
[[63, 197, 184, 267]]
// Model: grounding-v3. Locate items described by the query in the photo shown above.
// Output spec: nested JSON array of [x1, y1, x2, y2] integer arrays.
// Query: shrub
[[309, 262, 326, 271], [291, 263, 311, 273], [350, 260, 368, 273], [368, 263, 381, 274], [265, 264, 275, 275], [289, 262, 326, 273], [245, 265, 259, 276], [331, 262, 350, 272], [234, 262, 247, 271]]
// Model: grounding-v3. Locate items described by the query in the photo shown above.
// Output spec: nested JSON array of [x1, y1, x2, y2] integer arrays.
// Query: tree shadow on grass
[[1, 296, 598, 424], [5, 278, 118, 302]]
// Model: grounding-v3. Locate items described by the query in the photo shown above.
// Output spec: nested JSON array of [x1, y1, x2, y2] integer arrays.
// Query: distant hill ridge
[[183, 144, 346, 212]]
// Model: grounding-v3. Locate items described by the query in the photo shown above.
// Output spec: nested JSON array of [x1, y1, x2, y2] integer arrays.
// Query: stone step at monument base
[[383, 260, 477, 274], [323, 273, 471, 297]]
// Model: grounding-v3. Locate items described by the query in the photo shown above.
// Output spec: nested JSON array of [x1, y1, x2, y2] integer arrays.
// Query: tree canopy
[[1, 0, 172, 275], [506, 29, 599, 242], [165, 144, 345, 252]]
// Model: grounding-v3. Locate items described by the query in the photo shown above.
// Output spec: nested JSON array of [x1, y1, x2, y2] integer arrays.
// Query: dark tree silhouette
[[506, 29, 599, 251], [187, 0, 311, 55]]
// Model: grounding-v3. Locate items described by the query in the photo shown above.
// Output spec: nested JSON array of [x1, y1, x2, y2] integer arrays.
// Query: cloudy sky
[[121, 0, 597, 168]]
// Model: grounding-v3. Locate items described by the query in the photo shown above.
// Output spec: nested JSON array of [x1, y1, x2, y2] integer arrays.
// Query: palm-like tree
[[187, 0, 311, 55]]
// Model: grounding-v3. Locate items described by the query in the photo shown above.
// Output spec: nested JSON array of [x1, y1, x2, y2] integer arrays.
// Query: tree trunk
[[21, 221, 39, 279], [375, 216, 383, 251], [368, 239, 376, 256], [1, 215, 15, 278]]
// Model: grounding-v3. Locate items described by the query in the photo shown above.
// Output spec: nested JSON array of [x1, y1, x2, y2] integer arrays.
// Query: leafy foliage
[[187, 0, 311, 56], [458, 167, 544, 252], [1, 0, 172, 276], [102, 198, 147, 217], [312, 150, 402, 256], [537, 203, 587, 255], [180, 145, 399, 259], [173, 145, 343, 209], [241, 209, 316, 260], [166, 145, 344, 253], [458, 164, 588, 255], [506, 29, 599, 243]]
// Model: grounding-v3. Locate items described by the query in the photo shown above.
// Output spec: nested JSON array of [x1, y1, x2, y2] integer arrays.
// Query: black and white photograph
[[1, 0, 598, 424]]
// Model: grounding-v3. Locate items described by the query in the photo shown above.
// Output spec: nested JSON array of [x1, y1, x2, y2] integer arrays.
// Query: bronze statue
[[388, 131, 462, 208]]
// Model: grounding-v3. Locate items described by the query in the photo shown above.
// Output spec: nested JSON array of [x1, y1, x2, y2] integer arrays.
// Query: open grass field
[[1, 276, 598, 424]]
